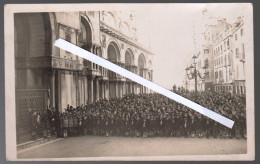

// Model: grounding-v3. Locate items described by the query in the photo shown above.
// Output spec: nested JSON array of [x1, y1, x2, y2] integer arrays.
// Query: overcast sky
[[134, 3, 251, 89]]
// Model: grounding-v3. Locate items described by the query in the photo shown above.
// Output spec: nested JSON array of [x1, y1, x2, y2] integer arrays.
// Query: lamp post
[[185, 54, 209, 94]]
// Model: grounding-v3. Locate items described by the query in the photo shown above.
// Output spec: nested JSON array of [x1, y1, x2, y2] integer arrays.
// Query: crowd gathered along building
[[185, 10, 246, 95], [14, 11, 154, 143]]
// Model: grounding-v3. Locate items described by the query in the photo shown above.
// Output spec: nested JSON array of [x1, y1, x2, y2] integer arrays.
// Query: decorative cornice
[[100, 21, 155, 56]]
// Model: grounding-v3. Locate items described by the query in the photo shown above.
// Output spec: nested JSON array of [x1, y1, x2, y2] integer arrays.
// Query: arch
[[107, 41, 120, 62], [138, 54, 146, 78], [125, 48, 134, 66], [138, 53, 146, 69], [15, 13, 51, 58], [120, 21, 131, 36], [148, 60, 152, 69], [148, 72, 151, 79], [107, 41, 121, 99], [79, 16, 93, 44], [103, 11, 117, 28]]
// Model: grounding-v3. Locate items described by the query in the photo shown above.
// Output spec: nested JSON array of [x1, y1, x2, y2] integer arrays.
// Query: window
[[204, 58, 209, 67], [241, 43, 245, 60], [236, 48, 240, 58], [227, 39, 230, 49], [236, 65, 239, 78], [235, 33, 238, 40], [240, 28, 243, 36], [215, 71, 218, 79], [204, 49, 209, 54], [228, 54, 231, 65], [65, 33, 71, 42], [65, 33, 71, 54]]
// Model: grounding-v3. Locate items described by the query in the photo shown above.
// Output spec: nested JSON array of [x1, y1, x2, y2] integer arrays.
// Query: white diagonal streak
[[54, 38, 234, 128]]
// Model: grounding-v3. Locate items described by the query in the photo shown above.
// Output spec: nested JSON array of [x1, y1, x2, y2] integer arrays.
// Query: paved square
[[18, 136, 247, 158]]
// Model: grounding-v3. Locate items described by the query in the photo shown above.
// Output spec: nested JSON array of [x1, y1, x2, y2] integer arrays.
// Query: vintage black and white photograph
[[4, 3, 254, 161]]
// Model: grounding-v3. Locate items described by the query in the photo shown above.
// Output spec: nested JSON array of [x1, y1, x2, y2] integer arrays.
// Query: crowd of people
[[30, 90, 246, 140]]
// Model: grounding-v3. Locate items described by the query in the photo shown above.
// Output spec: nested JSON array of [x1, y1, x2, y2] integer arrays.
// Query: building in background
[[231, 17, 246, 95], [14, 11, 154, 143], [187, 9, 218, 92], [185, 9, 246, 94], [213, 16, 245, 95]]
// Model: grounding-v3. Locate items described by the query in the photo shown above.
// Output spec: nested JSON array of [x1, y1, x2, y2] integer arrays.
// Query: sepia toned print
[[5, 3, 254, 161]]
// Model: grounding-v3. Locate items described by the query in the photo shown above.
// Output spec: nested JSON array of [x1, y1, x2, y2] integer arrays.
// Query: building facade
[[188, 10, 219, 92], [186, 10, 246, 95], [14, 11, 154, 143], [213, 17, 246, 95]]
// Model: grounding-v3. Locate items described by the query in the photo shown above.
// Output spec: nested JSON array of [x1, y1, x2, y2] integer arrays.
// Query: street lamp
[[185, 55, 209, 94], [192, 54, 198, 64], [185, 66, 190, 75]]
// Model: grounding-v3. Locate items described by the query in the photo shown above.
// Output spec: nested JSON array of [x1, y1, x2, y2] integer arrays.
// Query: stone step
[[17, 136, 58, 151]]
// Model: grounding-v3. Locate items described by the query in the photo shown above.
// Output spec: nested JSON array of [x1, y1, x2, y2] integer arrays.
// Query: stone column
[[129, 82, 132, 94], [49, 69, 56, 108], [132, 82, 135, 94], [115, 82, 118, 98], [118, 82, 121, 98], [102, 81, 105, 99], [104, 81, 107, 98], [76, 73, 80, 107], [55, 70, 61, 112], [95, 78, 99, 100], [88, 76, 94, 103], [123, 82, 126, 96], [99, 80, 102, 99]]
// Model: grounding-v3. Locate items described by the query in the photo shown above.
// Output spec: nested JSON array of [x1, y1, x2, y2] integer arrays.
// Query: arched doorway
[[125, 48, 134, 94], [125, 48, 134, 70], [138, 54, 146, 93], [107, 41, 120, 98], [79, 17, 96, 103], [14, 13, 52, 143]]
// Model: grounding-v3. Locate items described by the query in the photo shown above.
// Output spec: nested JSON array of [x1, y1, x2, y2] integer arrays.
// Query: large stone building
[[14, 11, 154, 143], [186, 10, 219, 92], [213, 16, 245, 95], [185, 10, 246, 95]]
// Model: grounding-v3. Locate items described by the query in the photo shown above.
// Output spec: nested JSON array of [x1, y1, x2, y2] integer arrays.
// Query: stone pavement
[[18, 136, 247, 159]]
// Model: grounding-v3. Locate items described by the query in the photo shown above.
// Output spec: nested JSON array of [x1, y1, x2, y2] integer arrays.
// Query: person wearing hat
[[82, 111, 88, 135], [78, 111, 83, 136], [164, 113, 171, 137], [58, 111, 64, 137], [63, 111, 69, 137], [157, 112, 164, 137], [41, 110, 48, 139], [92, 112, 98, 136], [124, 113, 130, 137], [67, 112, 73, 136], [135, 114, 141, 137], [196, 113, 202, 138], [183, 112, 189, 137], [130, 113, 135, 137], [204, 115, 211, 139], [30, 111, 38, 140], [142, 113, 148, 138], [72, 112, 78, 136], [189, 112, 195, 138], [240, 111, 247, 139]]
